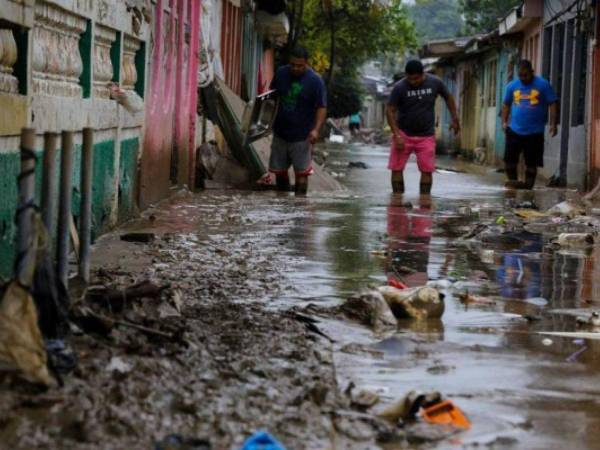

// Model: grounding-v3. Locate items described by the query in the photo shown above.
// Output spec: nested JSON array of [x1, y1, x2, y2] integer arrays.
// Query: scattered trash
[[457, 292, 496, 306], [573, 339, 585, 345], [554, 233, 595, 247], [45, 339, 77, 375], [348, 161, 369, 169], [576, 312, 600, 329], [240, 431, 286, 450], [370, 249, 387, 257], [87, 280, 170, 312], [341, 290, 397, 331], [514, 209, 548, 220], [541, 338, 553, 346], [495, 216, 506, 225], [0, 281, 56, 386], [420, 400, 471, 430], [540, 332, 600, 340], [351, 389, 381, 411], [547, 200, 585, 218], [479, 249, 495, 264], [155, 434, 211, 450], [388, 279, 407, 289], [328, 134, 345, 144], [106, 356, 132, 374], [457, 206, 472, 216], [378, 286, 444, 320], [110, 82, 144, 113], [514, 200, 537, 210], [565, 346, 588, 362], [120, 232, 156, 243], [524, 297, 548, 306], [378, 390, 442, 423], [427, 279, 452, 290]]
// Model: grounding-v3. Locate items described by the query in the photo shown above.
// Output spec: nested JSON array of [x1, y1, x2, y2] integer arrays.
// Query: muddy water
[[275, 143, 600, 449]]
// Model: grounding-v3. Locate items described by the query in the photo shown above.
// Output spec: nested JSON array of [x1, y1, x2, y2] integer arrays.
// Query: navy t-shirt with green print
[[270, 66, 327, 143]]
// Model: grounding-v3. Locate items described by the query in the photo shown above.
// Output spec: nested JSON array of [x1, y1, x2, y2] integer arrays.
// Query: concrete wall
[[541, 0, 588, 187], [0, 0, 151, 279]]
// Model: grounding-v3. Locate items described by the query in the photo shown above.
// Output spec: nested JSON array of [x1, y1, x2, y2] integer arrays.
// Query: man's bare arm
[[308, 107, 327, 144], [444, 94, 460, 134]]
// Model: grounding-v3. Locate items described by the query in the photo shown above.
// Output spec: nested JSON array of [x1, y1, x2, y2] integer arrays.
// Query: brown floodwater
[[269, 143, 600, 449]]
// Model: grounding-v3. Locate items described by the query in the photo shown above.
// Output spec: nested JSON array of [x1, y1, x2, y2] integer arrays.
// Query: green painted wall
[[0, 139, 121, 279], [118, 137, 139, 221]]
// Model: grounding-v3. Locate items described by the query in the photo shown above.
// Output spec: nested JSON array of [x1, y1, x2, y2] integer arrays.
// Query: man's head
[[517, 60, 534, 85], [289, 46, 309, 78], [405, 60, 425, 87]]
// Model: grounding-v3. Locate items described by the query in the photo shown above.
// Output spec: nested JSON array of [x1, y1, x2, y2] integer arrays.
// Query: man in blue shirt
[[501, 60, 558, 189], [269, 46, 327, 195]]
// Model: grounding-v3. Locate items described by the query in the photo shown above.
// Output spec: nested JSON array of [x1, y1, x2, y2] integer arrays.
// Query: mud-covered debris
[[348, 161, 369, 169], [547, 201, 585, 218], [378, 286, 444, 320], [120, 232, 156, 243], [351, 389, 380, 410], [576, 311, 600, 329], [341, 291, 397, 331], [87, 280, 170, 312], [554, 233, 595, 247], [106, 356, 132, 374], [0, 282, 56, 386], [377, 390, 442, 424], [458, 292, 496, 306], [155, 433, 211, 450]]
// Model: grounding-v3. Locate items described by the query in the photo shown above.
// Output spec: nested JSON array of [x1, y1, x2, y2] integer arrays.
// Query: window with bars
[[487, 59, 497, 107]]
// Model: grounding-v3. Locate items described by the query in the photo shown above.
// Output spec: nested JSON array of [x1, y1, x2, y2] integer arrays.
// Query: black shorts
[[349, 123, 360, 131], [504, 128, 544, 167]]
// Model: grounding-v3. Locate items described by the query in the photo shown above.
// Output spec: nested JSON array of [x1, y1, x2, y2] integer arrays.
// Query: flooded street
[[3, 142, 600, 450], [273, 142, 600, 449]]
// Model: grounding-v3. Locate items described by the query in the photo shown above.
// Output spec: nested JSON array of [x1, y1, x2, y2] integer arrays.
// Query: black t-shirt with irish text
[[388, 74, 450, 137]]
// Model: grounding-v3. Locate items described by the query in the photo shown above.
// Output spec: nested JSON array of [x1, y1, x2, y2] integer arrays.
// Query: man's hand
[[450, 118, 460, 136], [550, 124, 558, 137], [502, 122, 508, 132], [308, 129, 320, 144], [393, 131, 404, 149]]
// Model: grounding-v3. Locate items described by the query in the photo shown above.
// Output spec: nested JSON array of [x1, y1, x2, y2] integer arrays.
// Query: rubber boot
[[524, 167, 537, 190], [276, 174, 290, 192], [420, 182, 432, 195], [295, 177, 308, 196], [504, 164, 520, 188]]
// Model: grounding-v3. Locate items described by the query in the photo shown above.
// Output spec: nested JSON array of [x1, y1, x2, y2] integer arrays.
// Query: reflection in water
[[386, 194, 433, 287], [495, 232, 543, 299]]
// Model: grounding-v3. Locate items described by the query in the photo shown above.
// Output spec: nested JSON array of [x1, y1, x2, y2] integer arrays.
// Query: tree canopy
[[459, 0, 521, 33], [407, 0, 464, 44]]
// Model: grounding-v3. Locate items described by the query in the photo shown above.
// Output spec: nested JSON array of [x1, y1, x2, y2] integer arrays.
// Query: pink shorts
[[388, 131, 436, 173]]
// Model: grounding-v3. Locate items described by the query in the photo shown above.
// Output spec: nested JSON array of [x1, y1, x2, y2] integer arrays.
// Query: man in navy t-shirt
[[269, 46, 327, 195], [501, 59, 558, 190]]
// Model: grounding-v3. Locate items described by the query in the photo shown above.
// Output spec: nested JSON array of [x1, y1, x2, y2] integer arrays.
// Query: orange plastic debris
[[420, 400, 471, 430]]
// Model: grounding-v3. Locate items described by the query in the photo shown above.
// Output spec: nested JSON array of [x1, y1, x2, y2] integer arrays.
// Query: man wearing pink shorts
[[386, 60, 460, 194]]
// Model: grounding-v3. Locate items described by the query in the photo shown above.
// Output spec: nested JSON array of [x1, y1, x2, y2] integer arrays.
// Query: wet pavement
[[276, 143, 600, 449], [3, 141, 600, 449]]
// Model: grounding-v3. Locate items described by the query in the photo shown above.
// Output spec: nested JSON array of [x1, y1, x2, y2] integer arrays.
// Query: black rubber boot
[[524, 167, 537, 190], [295, 181, 308, 196], [276, 175, 290, 191]]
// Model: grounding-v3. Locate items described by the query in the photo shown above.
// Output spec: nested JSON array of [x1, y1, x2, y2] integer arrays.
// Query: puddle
[[275, 143, 600, 448]]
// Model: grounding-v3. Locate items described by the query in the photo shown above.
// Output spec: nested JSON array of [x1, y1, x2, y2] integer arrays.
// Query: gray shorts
[[269, 135, 313, 176]]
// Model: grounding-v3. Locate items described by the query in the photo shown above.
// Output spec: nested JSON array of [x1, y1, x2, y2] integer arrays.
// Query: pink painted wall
[[141, 0, 201, 208]]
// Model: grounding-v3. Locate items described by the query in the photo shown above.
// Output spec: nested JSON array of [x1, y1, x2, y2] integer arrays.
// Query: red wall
[[140, 0, 201, 208]]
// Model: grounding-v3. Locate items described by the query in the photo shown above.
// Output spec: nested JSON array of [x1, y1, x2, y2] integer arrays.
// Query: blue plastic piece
[[240, 431, 286, 450]]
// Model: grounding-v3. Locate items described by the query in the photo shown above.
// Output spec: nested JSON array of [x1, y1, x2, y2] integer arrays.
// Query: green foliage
[[327, 69, 364, 118], [459, 0, 521, 33], [301, 0, 417, 67], [407, 0, 464, 44]]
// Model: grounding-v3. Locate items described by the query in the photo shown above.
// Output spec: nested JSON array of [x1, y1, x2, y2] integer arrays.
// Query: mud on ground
[[0, 192, 387, 450]]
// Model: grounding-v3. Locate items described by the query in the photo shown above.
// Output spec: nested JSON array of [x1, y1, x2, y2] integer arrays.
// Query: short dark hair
[[289, 46, 309, 61], [405, 60, 424, 75], [518, 59, 534, 71]]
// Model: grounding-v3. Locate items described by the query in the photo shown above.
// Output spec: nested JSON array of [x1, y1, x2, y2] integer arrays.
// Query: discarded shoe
[[240, 431, 286, 450]]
